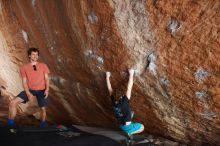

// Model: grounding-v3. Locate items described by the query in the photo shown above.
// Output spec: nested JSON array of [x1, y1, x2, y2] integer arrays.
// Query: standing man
[[106, 69, 144, 135], [7, 48, 50, 127]]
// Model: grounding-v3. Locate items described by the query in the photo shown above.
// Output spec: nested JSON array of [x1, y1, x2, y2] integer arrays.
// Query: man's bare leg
[[39, 107, 47, 127], [40, 107, 46, 121], [8, 97, 23, 126]]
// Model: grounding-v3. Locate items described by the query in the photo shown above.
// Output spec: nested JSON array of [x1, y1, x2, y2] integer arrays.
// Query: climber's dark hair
[[27, 47, 40, 56]]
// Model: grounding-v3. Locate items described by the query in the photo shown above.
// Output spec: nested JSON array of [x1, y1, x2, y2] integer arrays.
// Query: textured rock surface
[[0, 0, 220, 145]]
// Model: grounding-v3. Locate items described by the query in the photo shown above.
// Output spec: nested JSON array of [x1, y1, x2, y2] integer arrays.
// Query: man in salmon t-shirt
[[7, 48, 50, 127]]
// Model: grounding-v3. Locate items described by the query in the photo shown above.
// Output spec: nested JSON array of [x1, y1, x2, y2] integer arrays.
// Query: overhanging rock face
[[0, 1, 219, 145]]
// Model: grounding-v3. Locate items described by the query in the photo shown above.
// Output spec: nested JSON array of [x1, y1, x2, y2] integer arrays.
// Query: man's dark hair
[[27, 47, 40, 56]]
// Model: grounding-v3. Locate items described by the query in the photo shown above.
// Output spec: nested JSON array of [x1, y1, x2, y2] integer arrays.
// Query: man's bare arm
[[44, 73, 50, 98], [22, 77, 34, 100], [106, 72, 113, 96], [126, 69, 134, 100]]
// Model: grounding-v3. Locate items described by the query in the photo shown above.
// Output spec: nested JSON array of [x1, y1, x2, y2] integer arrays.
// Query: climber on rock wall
[[7, 48, 50, 128], [106, 69, 144, 135]]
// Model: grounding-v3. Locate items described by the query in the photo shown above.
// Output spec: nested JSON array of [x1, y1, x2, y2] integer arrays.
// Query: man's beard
[[31, 58, 38, 62]]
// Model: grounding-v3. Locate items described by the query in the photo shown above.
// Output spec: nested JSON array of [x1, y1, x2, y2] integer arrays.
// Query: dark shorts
[[17, 89, 48, 107]]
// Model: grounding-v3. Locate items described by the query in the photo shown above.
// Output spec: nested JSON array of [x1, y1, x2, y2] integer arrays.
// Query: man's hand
[[44, 89, 49, 98], [128, 69, 135, 77], [106, 72, 111, 78], [26, 92, 35, 101]]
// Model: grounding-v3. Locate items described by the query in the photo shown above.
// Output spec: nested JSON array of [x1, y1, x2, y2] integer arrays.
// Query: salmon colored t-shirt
[[20, 62, 50, 90]]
